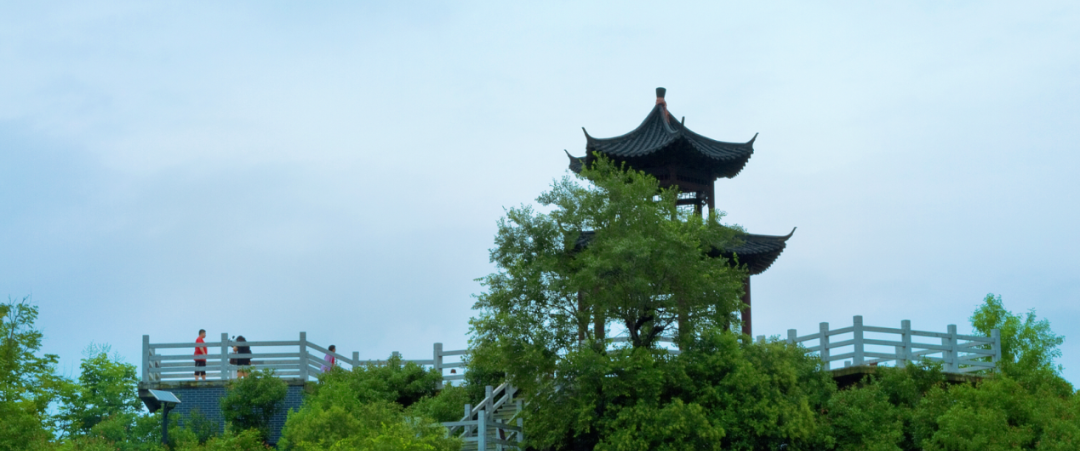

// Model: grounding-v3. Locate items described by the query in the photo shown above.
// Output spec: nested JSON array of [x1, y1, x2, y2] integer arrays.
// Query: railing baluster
[[299, 332, 308, 381], [464, 403, 472, 436], [478, 409, 487, 451], [142, 335, 150, 383], [853, 315, 864, 366], [434, 342, 443, 389], [485, 385, 494, 414], [898, 320, 911, 367], [516, 397, 524, 443], [220, 332, 229, 381], [819, 322, 830, 369], [991, 328, 1001, 370], [946, 324, 958, 372]]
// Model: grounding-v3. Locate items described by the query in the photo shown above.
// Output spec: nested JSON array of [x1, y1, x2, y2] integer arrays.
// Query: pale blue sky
[[2, 2, 1078, 384]]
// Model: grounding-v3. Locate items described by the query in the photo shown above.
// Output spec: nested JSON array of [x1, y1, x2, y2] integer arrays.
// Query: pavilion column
[[577, 291, 587, 342], [677, 298, 688, 350], [740, 276, 752, 336], [706, 186, 715, 216], [592, 288, 605, 342]]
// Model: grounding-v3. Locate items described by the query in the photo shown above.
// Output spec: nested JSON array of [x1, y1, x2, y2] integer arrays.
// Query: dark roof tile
[[579, 104, 757, 178]]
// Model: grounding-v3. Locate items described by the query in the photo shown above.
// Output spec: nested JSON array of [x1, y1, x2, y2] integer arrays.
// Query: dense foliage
[[3, 161, 1079, 450], [278, 358, 463, 450], [469, 160, 1079, 450], [59, 344, 144, 436], [1, 296, 69, 448], [471, 157, 746, 399], [219, 368, 288, 441], [523, 331, 836, 450]]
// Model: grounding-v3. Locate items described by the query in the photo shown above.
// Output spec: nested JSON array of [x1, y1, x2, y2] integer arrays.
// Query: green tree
[[310, 354, 444, 409], [279, 398, 459, 451], [971, 293, 1066, 387], [220, 368, 288, 441], [826, 380, 905, 451], [195, 429, 268, 451], [468, 158, 836, 449], [406, 384, 471, 423], [59, 344, 144, 435], [74, 411, 166, 451], [522, 331, 835, 450], [279, 354, 464, 450], [471, 156, 745, 395], [820, 294, 1078, 451], [0, 296, 69, 449]]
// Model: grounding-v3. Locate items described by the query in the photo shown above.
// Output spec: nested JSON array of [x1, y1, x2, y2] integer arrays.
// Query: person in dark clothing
[[235, 335, 252, 378]]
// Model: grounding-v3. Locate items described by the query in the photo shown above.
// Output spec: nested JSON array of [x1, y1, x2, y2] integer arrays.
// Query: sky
[[2, 2, 1078, 385]]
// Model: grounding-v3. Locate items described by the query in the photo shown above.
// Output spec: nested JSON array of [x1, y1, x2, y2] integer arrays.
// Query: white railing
[[443, 382, 523, 450], [605, 316, 1001, 374], [770, 316, 1001, 374], [141, 332, 468, 384]]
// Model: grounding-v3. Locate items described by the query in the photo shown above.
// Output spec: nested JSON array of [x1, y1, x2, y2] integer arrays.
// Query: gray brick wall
[[142, 381, 306, 445]]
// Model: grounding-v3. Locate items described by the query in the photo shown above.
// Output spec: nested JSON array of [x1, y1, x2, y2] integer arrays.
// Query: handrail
[[442, 382, 523, 450], [141, 332, 470, 384], [777, 316, 1001, 374]]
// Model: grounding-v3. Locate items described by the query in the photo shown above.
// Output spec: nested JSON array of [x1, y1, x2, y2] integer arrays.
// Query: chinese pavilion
[[565, 87, 793, 336]]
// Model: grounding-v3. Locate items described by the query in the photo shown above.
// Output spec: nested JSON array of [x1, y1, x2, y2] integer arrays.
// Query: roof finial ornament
[[655, 87, 669, 120]]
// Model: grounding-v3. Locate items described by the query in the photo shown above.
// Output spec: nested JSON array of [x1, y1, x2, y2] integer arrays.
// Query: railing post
[[478, 409, 487, 451], [434, 343, 444, 389], [516, 397, 524, 443], [787, 329, 797, 345], [220, 333, 229, 381], [464, 403, 473, 436], [142, 335, 150, 383], [944, 324, 958, 373], [299, 332, 309, 381], [991, 328, 1001, 370], [853, 315, 864, 366], [897, 320, 911, 367], [756, 335, 765, 344], [485, 385, 494, 413], [819, 322, 830, 370], [352, 351, 359, 370]]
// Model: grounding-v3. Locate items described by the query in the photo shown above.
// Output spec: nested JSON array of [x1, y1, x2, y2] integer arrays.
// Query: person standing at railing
[[321, 345, 336, 373], [194, 329, 208, 381], [235, 335, 251, 378]]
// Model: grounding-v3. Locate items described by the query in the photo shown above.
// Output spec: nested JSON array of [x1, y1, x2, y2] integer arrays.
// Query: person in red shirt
[[194, 329, 208, 380]]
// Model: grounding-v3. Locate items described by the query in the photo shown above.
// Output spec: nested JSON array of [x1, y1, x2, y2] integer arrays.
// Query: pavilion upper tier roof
[[574, 89, 757, 179]]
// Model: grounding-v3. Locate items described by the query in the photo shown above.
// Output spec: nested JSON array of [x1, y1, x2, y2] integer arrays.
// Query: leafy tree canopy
[[971, 293, 1066, 389], [59, 344, 144, 436], [280, 356, 462, 451], [220, 368, 288, 442], [471, 156, 747, 396], [0, 296, 69, 448]]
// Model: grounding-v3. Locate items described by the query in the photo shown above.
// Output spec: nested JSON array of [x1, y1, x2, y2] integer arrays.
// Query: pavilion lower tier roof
[[711, 228, 796, 275], [574, 228, 794, 276]]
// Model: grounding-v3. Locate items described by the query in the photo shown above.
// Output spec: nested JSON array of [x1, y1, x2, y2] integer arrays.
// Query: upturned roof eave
[[580, 106, 757, 172]]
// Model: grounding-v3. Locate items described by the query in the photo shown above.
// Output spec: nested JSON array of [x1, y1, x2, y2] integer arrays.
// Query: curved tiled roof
[[579, 104, 757, 178], [573, 227, 794, 276], [719, 228, 796, 275]]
